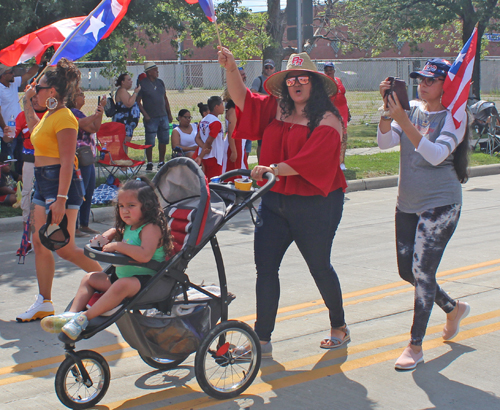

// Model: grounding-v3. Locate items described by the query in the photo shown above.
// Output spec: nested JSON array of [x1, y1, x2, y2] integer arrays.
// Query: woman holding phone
[[378, 58, 471, 370]]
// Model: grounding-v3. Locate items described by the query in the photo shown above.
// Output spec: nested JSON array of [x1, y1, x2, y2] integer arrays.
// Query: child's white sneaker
[[41, 312, 78, 333], [62, 312, 88, 340]]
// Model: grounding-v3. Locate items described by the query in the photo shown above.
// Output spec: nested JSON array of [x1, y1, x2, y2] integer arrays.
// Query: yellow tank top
[[31, 108, 78, 158]]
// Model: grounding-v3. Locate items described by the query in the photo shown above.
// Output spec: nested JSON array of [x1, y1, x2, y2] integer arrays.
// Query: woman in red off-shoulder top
[[219, 46, 349, 356]]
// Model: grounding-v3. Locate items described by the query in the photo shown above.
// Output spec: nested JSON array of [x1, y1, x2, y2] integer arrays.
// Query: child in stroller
[[47, 157, 275, 409], [41, 176, 173, 339]]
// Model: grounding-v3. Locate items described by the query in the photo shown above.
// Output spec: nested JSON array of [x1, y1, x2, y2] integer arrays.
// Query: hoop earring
[[46, 97, 58, 110]]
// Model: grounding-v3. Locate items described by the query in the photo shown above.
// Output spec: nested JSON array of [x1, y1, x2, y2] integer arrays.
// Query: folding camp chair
[[96, 122, 152, 180]]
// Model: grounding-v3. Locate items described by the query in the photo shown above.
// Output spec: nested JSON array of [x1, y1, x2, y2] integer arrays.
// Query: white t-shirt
[[0, 76, 22, 138], [198, 113, 225, 165]]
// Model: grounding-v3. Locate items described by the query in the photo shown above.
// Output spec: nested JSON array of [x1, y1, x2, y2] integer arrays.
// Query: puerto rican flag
[[51, 0, 131, 65], [0, 17, 85, 66], [441, 27, 478, 128], [184, 0, 216, 22]]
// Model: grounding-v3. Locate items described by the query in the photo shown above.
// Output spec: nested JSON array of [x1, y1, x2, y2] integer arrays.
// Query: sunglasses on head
[[285, 75, 310, 87], [35, 84, 51, 94], [416, 77, 445, 86]]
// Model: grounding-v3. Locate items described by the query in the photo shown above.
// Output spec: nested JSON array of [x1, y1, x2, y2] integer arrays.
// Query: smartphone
[[98, 96, 101, 105], [384, 77, 410, 110]]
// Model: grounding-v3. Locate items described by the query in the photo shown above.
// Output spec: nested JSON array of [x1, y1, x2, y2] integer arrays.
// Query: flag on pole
[[50, 0, 132, 65], [0, 18, 85, 66], [442, 27, 478, 128], [184, 0, 216, 22]]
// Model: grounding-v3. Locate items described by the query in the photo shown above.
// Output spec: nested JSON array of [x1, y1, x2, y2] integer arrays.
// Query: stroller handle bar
[[212, 168, 276, 204]]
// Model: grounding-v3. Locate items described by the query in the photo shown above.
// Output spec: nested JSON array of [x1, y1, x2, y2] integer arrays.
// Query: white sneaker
[[16, 294, 55, 322]]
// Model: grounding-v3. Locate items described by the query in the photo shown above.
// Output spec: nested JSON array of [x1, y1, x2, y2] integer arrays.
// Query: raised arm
[[22, 85, 40, 132], [218, 46, 247, 111], [116, 86, 140, 108]]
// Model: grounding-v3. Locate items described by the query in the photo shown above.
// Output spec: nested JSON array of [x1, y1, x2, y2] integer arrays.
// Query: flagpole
[[214, 18, 222, 49]]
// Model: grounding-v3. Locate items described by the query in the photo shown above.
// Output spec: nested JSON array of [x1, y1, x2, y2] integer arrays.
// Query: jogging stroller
[[53, 157, 275, 409], [469, 99, 500, 154]]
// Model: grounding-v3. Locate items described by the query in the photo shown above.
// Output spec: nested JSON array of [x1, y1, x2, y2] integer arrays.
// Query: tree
[[312, 0, 500, 99], [0, 0, 271, 78]]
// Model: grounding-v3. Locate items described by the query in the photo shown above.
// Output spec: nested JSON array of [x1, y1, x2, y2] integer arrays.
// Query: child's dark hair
[[198, 102, 209, 117], [114, 176, 173, 256], [208, 96, 223, 112]]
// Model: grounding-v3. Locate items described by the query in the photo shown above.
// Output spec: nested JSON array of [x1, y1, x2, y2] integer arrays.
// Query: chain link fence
[[71, 57, 500, 135]]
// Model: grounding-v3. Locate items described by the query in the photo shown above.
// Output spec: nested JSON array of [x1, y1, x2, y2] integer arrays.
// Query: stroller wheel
[[55, 350, 110, 409], [139, 353, 187, 370], [194, 320, 261, 399]]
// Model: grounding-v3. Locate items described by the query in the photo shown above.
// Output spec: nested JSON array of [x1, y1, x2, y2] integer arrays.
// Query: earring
[[46, 97, 58, 110]]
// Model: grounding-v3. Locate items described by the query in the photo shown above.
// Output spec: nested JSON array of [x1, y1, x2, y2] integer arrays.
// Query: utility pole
[[297, 0, 302, 53]]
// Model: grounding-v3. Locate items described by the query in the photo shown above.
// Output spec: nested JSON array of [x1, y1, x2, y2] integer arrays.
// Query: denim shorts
[[33, 165, 85, 211], [144, 115, 170, 146]]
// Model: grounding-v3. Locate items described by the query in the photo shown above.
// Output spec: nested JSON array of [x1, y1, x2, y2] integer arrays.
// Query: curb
[[1, 164, 499, 233]]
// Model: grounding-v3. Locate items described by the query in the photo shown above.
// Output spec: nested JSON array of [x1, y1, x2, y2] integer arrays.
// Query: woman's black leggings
[[395, 204, 460, 346]]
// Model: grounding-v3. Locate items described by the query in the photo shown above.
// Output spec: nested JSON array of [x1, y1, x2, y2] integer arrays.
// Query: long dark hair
[[44, 58, 80, 100], [113, 176, 173, 256], [453, 114, 471, 183], [278, 73, 343, 135]]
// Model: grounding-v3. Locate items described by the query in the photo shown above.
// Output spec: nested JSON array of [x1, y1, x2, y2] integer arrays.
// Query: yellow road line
[[100, 311, 500, 409], [1, 259, 498, 380]]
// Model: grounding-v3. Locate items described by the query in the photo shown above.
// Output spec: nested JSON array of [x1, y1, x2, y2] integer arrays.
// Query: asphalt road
[[0, 174, 499, 410]]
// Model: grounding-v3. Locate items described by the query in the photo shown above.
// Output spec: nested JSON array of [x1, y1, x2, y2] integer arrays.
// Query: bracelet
[[57, 194, 68, 200]]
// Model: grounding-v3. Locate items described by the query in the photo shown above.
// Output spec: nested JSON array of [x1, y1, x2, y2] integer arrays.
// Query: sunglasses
[[416, 77, 445, 86], [264, 65, 274, 69], [35, 84, 51, 94], [285, 75, 310, 87], [181, 115, 192, 120]]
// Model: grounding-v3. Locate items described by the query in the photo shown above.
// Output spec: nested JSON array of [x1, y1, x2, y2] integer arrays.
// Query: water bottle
[[8, 115, 15, 137], [100, 143, 107, 160]]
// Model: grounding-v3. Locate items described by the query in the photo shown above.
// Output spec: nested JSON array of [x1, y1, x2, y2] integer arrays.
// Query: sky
[[239, 0, 286, 13]]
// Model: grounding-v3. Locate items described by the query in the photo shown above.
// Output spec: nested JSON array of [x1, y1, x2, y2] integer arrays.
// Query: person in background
[[137, 62, 173, 171], [197, 102, 209, 119], [219, 46, 348, 358], [171, 109, 198, 158], [0, 153, 20, 207], [378, 58, 471, 370], [16, 59, 102, 323], [113, 73, 141, 153], [324, 62, 350, 171], [238, 67, 247, 84], [0, 63, 40, 158], [222, 89, 247, 177], [14, 94, 47, 255], [66, 88, 106, 237], [251, 59, 277, 161], [195, 96, 225, 180]]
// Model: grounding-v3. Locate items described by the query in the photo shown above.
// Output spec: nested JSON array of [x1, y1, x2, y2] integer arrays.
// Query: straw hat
[[264, 53, 337, 98], [0, 64, 13, 77], [144, 62, 158, 72]]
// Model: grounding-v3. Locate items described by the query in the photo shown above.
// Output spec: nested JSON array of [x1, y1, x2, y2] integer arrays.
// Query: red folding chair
[[96, 122, 152, 180]]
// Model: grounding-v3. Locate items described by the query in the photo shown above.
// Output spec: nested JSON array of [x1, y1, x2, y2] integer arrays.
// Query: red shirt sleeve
[[283, 125, 346, 196], [15, 112, 25, 137], [208, 121, 222, 138], [234, 89, 277, 140]]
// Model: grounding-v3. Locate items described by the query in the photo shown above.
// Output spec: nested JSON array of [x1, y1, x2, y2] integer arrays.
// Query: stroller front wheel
[[55, 350, 110, 409], [139, 353, 187, 370], [194, 320, 261, 399]]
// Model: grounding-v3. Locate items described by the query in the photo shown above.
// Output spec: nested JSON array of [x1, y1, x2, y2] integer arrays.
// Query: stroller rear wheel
[[139, 353, 187, 370], [194, 320, 261, 399], [55, 350, 110, 409]]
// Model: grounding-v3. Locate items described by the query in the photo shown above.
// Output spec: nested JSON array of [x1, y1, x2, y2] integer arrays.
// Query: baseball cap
[[0, 64, 13, 77], [39, 211, 70, 251], [324, 62, 335, 69], [144, 62, 158, 72], [264, 59, 275, 68], [410, 58, 452, 79]]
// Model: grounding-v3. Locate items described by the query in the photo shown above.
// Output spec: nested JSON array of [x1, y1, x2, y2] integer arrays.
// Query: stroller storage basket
[[118, 304, 211, 361]]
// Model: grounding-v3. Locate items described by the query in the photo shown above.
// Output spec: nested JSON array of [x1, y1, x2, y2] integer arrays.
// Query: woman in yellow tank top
[[16, 59, 102, 323]]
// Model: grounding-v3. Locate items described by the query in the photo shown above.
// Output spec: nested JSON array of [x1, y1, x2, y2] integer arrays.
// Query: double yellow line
[[0, 259, 498, 397]]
